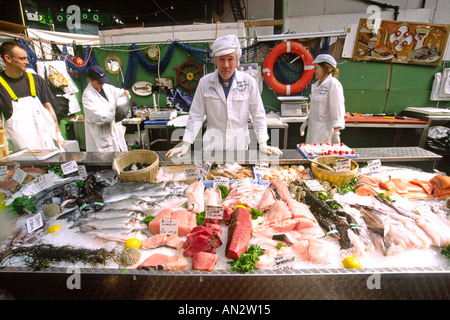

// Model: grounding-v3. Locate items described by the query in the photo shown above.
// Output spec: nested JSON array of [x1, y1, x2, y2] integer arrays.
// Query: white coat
[[183, 69, 269, 151], [306, 74, 345, 144], [82, 82, 127, 152]]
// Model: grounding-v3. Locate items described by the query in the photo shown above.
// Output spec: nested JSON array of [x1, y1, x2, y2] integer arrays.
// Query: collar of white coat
[[212, 69, 244, 88], [316, 73, 334, 87], [87, 81, 109, 99]]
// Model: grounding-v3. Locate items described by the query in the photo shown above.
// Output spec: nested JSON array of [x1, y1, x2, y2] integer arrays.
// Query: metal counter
[[0, 148, 448, 300], [0, 265, 449, 300], [4, 147, 441, 168]]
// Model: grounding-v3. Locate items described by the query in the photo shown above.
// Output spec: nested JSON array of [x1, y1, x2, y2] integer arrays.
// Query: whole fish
[[71, 216, 148, 231], [101, 195, 187, 212], [102, 181, 189, 203], [77, 228, 148, 242], [74, 210, 147, 221], [102, 182, 168, 203]]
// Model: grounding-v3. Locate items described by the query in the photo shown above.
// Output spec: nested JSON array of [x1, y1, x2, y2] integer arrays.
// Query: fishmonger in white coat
[[300, 54, 345, 144], [82, 65, 129, 152], [166, 34, 282, 157]]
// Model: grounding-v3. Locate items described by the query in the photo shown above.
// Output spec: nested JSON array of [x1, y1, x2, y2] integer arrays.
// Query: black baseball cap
[[88, 65, 110, 84]]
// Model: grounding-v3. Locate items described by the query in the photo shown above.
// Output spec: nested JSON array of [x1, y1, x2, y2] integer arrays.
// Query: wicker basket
[[310, 156, 359, 187], [113, 150, 159, 182]]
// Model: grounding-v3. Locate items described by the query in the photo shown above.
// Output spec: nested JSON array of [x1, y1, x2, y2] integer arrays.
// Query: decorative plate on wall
[[132, 81, 153, 96], [105, 55, 122, 74]]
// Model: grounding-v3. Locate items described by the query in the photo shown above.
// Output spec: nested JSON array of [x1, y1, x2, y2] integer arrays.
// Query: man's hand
[[259, 142, 283, 156], [56, 130, 65, 147], [331, 129, 341, 144], [300, 118, 308, 136], [165, 141, 190, 158]]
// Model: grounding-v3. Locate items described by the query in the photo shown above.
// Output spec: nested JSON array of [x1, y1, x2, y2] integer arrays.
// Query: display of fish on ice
[[71, 215, 148, 231], [99, 195, 188, 213], [102, 181, 189, 203], [77, 228, 148, 243]]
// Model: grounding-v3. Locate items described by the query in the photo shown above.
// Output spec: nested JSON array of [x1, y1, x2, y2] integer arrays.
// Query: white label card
[[26, 213, 43, 233], [0, 166, 7, 178], [303, 179, 325, 192], [205, 205, 223, 220], [168, 185, 184, 195], [12, 168, 27, 184], [213, 176, 229, 188], [367, 159, 382, 173], [77, 165, 88, 178], [184, 168, 201, 179], [335, 159, 351, 172], [160, 219, 178, 235], [61, 161, 79, 175], [254, 161, 269, 175], [273, 255, 295, 269], [23, 174, 54, 195], [236, 178, 251, 194], [199, 161, 212, 174]]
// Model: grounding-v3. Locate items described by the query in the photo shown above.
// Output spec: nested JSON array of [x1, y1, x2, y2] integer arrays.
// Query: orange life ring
[[263, 41, 314, 95]]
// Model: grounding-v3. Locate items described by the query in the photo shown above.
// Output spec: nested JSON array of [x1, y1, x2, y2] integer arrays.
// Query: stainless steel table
[[0, 147, 441, 169]]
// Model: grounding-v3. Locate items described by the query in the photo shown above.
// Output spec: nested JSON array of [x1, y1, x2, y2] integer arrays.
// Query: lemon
[[234, 205, 247, 211], [125, 238, 141, 249], [47, 225, 62, 234], [342, 257, 362, 269]]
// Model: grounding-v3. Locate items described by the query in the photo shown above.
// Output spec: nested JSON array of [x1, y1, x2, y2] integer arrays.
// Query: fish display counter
[[0, 148, 448, 300]]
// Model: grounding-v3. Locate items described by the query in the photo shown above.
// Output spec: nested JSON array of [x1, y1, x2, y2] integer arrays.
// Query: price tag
[[12, 168, 27, 184], [213, 176, 229, 188], [303, 179, 325, 192], [205, 205, 223, 220], [77, 165, 88, 178], [367, 159, 382, 173], [184, 168, 201, 180], [0, 166, 7, 178], [199, 160, 212, 174], [23, 174, 54, 196], [168, 185, 184, 195], [33, 174, 54, 190], [254, 161, 269, 175], [160, 219, 178, 235], [26, 213, 43, 233], [335, 159, 351, 172], [273, 255, 295, 270], [236, 178, 251, 194], [61, 161, 79, 175]]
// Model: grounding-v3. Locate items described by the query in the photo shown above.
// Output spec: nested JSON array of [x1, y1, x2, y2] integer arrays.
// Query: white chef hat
[[211, 34, 242, 59], [313, 54, 337, 68]]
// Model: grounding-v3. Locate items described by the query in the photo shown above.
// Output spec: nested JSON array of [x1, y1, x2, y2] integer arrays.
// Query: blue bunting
[[19, 39, 38, 71]]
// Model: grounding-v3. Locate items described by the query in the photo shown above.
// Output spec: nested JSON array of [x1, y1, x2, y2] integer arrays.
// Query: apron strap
[[26, 72, 37, 97], [0, 72, 37, 100], [0, 75, 18, 101]]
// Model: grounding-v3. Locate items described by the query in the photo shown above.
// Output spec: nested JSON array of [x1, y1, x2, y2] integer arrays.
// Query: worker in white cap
[[300, 54, 345, 144], [166, 34, 282, 158]]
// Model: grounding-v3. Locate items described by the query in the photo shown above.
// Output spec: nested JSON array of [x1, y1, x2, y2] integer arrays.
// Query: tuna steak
[[192, 252, 218, 272], [226, 207, 252, 260]]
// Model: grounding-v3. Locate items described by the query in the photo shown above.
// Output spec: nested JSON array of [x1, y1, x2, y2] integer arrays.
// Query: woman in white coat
[[166, 35, 282, 158], [300, 54, 345, 144], [82, 65, 129, 152]]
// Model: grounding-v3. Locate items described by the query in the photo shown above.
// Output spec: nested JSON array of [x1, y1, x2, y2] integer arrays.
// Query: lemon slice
[[342, 257, 362, 268], [233, 205, 247, 211], [125, 238, 141, 249], [47, 225, 62, 234]]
